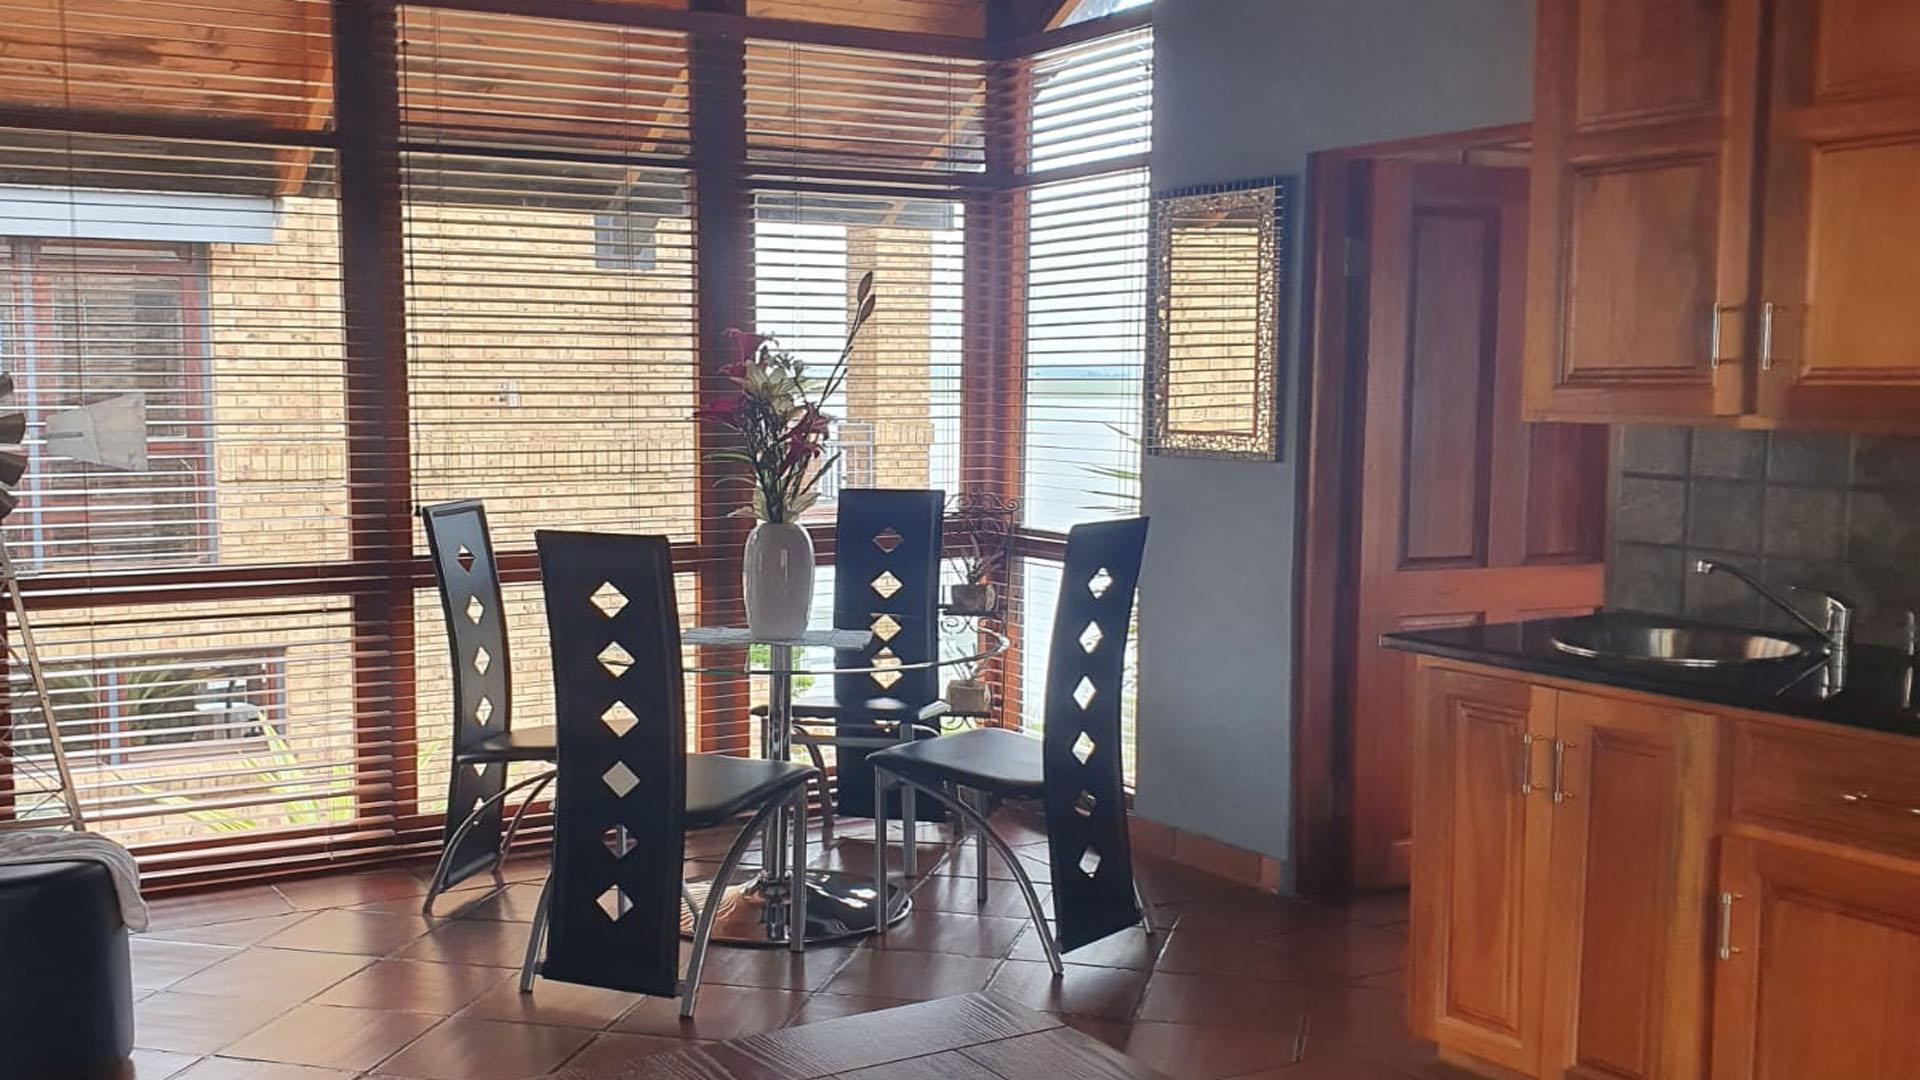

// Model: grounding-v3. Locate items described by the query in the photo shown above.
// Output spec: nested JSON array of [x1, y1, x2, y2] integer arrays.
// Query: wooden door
[[1540, 691, 1717, 1080], [1408, 663, 1555, 1075], [1754, 0, 1920, 427], [1351, 161, 1607, 889], [1710, 835, 1920, 1080], [1524, 0, 1764, 421]]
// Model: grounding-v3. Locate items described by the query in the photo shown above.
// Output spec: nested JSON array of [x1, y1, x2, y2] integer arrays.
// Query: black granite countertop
[[1382, 613, 1920, 739]]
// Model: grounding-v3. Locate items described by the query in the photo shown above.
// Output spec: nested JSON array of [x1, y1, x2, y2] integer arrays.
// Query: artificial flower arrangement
[[695, 271, 876, 523]]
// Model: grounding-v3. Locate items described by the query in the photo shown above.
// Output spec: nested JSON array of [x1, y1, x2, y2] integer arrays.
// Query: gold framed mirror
[[1146, 179, 1292, 460]]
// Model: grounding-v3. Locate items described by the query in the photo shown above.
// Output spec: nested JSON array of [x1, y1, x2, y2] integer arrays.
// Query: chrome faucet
[[1691, 558, 1853, 665]]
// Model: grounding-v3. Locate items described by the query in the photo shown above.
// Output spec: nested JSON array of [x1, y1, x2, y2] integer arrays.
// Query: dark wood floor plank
[[961, 1028, 1174, 1080], [827, 1049, 1007, 1079]]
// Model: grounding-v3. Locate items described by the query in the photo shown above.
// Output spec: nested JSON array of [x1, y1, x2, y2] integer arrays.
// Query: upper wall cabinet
[[1525, 0, 1761, 422], [1755, 0, 1920, 426], [1526, 0, 1920, 430]]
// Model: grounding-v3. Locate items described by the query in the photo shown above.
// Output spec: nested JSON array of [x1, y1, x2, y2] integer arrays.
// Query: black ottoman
[[0, 860, 134, 1079]]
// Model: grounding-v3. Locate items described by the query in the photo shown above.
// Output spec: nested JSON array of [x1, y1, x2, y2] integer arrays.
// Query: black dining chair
[[753, 488, 947, 856], [419, 500, 557, 913], [869, 517, 1151, 974], [519, 530, 817, 1017]]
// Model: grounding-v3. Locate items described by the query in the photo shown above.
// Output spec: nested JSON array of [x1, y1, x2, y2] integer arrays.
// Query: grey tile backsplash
[[1608, 427, 1920, 647]]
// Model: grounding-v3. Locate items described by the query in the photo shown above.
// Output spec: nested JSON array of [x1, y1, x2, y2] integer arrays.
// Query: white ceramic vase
[[743, 521, 815, 641]]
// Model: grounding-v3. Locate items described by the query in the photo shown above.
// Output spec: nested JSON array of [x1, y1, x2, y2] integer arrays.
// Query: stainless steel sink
[[1550, 619, 1810, 667]]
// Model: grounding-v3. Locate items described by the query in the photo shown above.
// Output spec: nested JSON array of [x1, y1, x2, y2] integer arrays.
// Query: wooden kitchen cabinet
[[1524, 0, 1762, 422], [1709, 835, 1920, 1080], [1525, 0, 1920, 428], [1409, 666, 1714, 1078], [1408, 666, 1555, 1074], [1753, 0, 1920, 425], [1539, 692, 1716, 1080]]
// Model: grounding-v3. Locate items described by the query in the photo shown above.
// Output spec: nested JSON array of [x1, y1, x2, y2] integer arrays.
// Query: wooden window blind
[[0, 0, 1153, 884], [744, 39, 988, 177], [1020, 27, 1152, 533]]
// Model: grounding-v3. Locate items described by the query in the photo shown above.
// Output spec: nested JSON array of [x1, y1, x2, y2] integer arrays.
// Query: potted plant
[[947, 530, 1000, 616], [696, 272, 874, 640], [944, 656, 992, 717]]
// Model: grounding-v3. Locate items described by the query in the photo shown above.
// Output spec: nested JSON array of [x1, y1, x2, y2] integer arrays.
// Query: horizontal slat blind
[[750, 190, 965, 514], [398, 8, 699, 553], [1, 0, 334, 131], [1019, 27, 1151, 533], [745, 40, 987, 175], [0, 0, 396, 875]]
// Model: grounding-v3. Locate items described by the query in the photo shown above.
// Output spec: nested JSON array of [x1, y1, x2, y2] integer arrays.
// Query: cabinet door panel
[[1525, 0, 1762, 422], [1541, 692, 1716, 1080], [1758, 0, 1920, 426], [1711, 836, 1920, 1080], [1408, 664, 1554, 1074]]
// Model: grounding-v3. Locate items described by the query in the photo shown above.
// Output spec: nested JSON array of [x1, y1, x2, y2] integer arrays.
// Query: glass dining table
[[679, 619, 1008, 947]]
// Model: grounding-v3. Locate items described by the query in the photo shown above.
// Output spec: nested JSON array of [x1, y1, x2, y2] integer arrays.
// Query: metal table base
[[681, 869, 911, 946]]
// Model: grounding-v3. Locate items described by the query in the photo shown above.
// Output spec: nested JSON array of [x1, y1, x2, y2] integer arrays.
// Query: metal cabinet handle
[[1718, 891, 1743, 961], [1709, 303, 1730, 371], [1551, 739, 1574, 803], [1519, 732, 1537, 796], [1840, 790, 1920, 816], [1760, 302, 1778, 371]]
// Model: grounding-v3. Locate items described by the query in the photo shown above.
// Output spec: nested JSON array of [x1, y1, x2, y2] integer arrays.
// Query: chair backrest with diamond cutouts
[[1042, 516, 1148, 953], [534, 529, 686, 996], [830, 488, 944, 817], [420, 500, 517, 883]]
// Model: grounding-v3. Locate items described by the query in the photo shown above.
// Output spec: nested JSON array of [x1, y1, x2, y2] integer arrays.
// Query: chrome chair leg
[[1133, 875, 1155, 937], [789, 789, 809, 954], [424, 769, 558, 915], [885, 776, 1062, 975], [970, 787, 989, 908], [681, 884, 699, 924], [797, 733, 834, 844], [519, 875, 554, 993], [493, 769, 556, 873], [680, 796, 788, 1019], [872, 767, 892, 937]]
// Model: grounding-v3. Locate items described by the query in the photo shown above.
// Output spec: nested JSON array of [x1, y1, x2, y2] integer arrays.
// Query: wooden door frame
[[1290, 122, 1533, 900]]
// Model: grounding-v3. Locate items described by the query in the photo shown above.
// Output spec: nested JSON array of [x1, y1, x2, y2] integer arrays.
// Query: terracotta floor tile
[[553, 1032, 704, 1074], [1136, 972, 1313, 1031], [375, 1017, 592, 1080], [1230, 1050, 1429, 1080], [1119, 1019, 1302, 1080], [130, 938, 240, 991], [259, 909, 433, 956], [353, 882, 497, 920], [611, 983, 805, 1041], [459, 978, 642, 1030], [1010, 924, 1165, 970], [784, 992, 917, 1026], [1132, 858, 1260, 907], [146, 913, 317, 948], [1299, 985, 1424, 1058], [220, 1002, 440, 1071], [1252, 924, 1409, 981], [866, 910, 1029, 957], [907, 872, 1052, 920], [134, 991, 295, 1055], [312, 959, 510, 1015], [274, 869, 432, 912], [397, 917, 537, 968], [444, 881, 545, 923], [1150, 894, 1346, 938], [822, 948, 1001, 1001], [148, 887, 296, 931], [173, 1057, 360, 1080], [128, 1048, 204, 1079], [170, 947, 370, 1003], [1337, 891, 1412, 929], [697, 941, 857, 991], [986, 957, 1149, 1020]]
